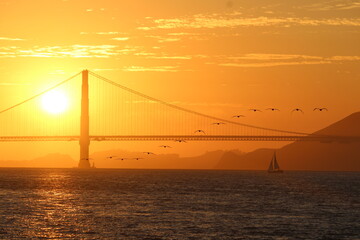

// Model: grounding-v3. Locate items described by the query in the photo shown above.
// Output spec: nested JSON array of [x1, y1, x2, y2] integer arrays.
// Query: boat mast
[[268, 154, 274, 171]]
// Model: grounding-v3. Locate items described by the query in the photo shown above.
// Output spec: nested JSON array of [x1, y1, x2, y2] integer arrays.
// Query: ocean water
[[0, 169, 359, 239]]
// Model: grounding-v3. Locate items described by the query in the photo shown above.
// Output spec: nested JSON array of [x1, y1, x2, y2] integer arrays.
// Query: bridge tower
[[78, 70, 91, 168]]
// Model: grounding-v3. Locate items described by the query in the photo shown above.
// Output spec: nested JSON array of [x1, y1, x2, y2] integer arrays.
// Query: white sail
[[268, 159, 274, 171], [268, 151, 283, 173], [273, 155, 280, 170]]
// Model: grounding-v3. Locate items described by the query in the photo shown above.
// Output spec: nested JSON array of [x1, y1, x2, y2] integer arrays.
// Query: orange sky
[[0, 0, 359, 163]]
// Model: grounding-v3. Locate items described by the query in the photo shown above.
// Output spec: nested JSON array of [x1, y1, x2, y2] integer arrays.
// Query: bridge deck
[[0, 135, 359, 142]]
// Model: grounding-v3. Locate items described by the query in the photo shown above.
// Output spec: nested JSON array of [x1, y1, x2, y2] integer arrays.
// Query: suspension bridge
[[0, 70, 358, 168]]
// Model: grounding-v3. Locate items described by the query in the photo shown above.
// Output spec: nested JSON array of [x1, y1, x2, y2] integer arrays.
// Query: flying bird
[[249, 109, 262, 112], [116, 158, 128, 161], [106, 155, 117, 159], [314, 108, 328, 112], [212, 122, 225, 125], [266, 108, 280, 111], [159, 145, 171, 148], [81, 157, 93, 161], [133, 157, 143, 160], [292, 108, 304, 113], [194, 130, 206, 134], [143, 152, 155, 155], [232, 115, 245, 118], [175, 140, 187, 143]]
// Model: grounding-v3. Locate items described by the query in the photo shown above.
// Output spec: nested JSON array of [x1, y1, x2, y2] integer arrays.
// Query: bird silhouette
[[212, 122, 225, 125], [81, 157, 93, 161], [106, 155, 117, 159], [292, 108, 304, 113], [133, 157, 143, 160], [249, 109, 262, 112], [232, 115, 245, 118], [194, 130, 206, 134], [266, 108, 280, 111], [159, 145, 171, 148], [143, 152, 155, 155], [116, 158, 128, 161], [314, 108, 328, 112], [175, 140, 187, 143]]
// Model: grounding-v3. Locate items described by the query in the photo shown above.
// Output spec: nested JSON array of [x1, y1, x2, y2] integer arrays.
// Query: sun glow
[[41, 90, 69, 114]]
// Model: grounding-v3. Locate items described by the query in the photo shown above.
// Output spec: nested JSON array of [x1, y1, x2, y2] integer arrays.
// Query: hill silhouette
[[215, 112, 360, 171], [2, 113, 359, 170], [90, 149, 226, 169], [0, 153, 77, 168]]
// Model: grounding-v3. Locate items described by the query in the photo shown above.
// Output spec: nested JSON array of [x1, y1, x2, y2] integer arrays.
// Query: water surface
[[0, 169, 359, 239]]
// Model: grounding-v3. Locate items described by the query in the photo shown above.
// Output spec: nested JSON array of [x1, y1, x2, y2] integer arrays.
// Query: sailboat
[[268, 152, 283, 173]]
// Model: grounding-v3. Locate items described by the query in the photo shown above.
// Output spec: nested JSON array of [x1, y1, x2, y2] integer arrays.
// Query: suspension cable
[[89, 71, 310, 136], [0, 72, 81, 115]]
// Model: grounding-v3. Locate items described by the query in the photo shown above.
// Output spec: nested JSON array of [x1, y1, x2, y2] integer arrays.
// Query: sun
[[41, 90, 69, 114]]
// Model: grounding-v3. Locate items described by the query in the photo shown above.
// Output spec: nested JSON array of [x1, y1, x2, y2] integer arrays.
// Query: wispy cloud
[[147, 35, 181, 43], [217, 54, 360, 68], [80, 32, 122, 35], [85, 8, 106, 12], [299, 0, 360, 11], [0, 45, 135, 58], [138, 13, 360, 30], [329, 56, 360, 61], [219, 61, 331, 68], [167, 33, 196, 36], [122, 66, 179, 72], [227, 54, 324, 61], [0, 37, 25, 41], [147, 56, 192, 60], [111, 37, 129, 41], [172, 101, 245, 108], [134, 52, 156, 56]]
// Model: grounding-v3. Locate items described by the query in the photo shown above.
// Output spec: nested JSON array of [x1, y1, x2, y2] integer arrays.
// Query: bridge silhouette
[[0, 70, 358, 168]]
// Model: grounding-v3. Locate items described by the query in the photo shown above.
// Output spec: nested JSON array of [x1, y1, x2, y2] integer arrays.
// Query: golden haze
[[0, 0, 359, 169]]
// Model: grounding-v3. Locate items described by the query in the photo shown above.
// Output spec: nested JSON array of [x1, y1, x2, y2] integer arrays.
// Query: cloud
[[147, 35, 181, 43], [329, 56, 360, 61], [219, 61, 331, 68], [0, 45, 126, 58], [171, 101, 245, 108], [138, 13, 360, 30], [80, 32, 122, 35], [0, 46, 19, 57], [146, 56, 192, 60], [227, 54, 323, 61], [0, 37, 25, 41], [111, 37, 129, 41], [122, 66, 179, 72], [167, 33, 197, 36], [133, 51, 205, 60], [85, 8, 106, 12], [300, 1, 360, 11], [134, 52, 156, 56], [137, 27, 152, 31], [217, 54, 360, 68]]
